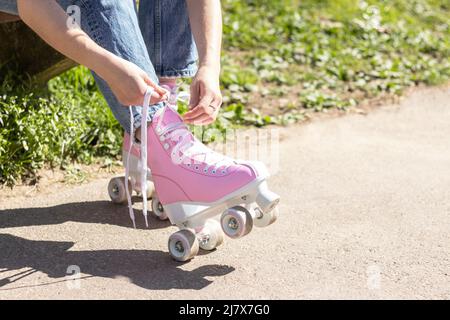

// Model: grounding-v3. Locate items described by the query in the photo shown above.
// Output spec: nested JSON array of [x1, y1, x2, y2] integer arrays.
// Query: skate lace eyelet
[[212, 170, 216, 174], [187, 163, 191, 167], [222, 170, 226, 174], [203, 169, 208, 173], [195, 166, 199, 170]]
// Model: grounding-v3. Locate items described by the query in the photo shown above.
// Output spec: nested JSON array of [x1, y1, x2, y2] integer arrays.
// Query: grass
[[221, 0, 449, 114], [0, 70, 122, 185], [1, 0, 449, 186]]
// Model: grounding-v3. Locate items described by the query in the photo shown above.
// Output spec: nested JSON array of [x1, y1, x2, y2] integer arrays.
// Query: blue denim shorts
[[0, 0, 17, 14]]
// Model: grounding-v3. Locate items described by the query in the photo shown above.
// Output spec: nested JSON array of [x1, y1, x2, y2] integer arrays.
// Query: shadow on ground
[[0, 234, 235, 291], [0, 199, 168, 230]]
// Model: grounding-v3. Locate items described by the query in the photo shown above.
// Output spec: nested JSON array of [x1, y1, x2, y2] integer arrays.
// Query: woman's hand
[[185, 0, 223, 125], [102, 56, 168, 106], [183, 65, 222, 125]]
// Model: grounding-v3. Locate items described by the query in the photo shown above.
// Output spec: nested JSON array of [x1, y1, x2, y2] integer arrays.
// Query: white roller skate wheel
[[108, 177, 130, 204], [168, 229, 199, 262], [220, 206, 253, 239], [199, 220, 224, 251], [253, 206, 279, 228], [151, 196, 169, 220]]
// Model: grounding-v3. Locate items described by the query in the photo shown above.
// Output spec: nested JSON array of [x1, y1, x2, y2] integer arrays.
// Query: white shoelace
[[125, 87, 154, 228]]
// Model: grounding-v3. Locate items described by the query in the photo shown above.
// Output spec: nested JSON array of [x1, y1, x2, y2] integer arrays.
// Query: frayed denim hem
[[158, 67, 197, 79]]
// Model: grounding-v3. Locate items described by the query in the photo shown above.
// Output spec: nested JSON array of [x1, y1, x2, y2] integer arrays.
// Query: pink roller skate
[[149, 100, 279, 261], [113, 88, 280, 261]]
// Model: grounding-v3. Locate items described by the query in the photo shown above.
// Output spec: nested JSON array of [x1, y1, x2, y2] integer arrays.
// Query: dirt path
[[0, 85, 449, 299]]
